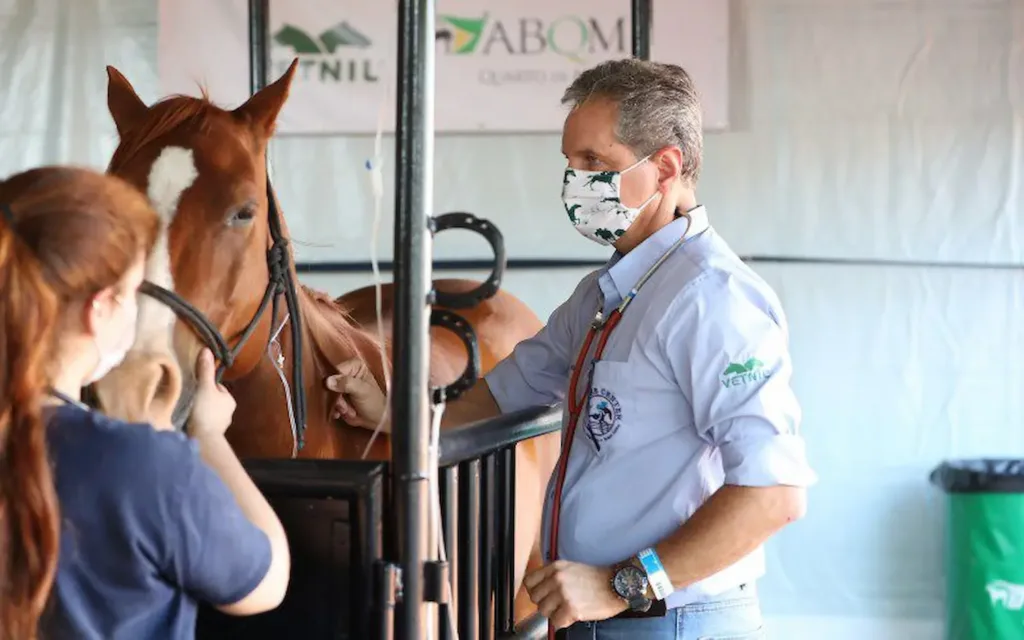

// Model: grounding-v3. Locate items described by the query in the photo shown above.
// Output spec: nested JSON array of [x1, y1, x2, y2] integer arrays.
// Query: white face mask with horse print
[[561, 155, 658, 246]]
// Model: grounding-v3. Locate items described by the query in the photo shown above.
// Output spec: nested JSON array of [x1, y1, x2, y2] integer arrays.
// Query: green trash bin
[[931, 459, 1024, 640]]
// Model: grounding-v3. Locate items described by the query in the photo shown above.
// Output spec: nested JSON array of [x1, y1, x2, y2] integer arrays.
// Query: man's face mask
[[561, 156, 659, 246]]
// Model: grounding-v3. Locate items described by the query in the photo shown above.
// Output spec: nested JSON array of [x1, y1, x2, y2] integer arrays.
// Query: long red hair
[[0, 166, 160, 639]]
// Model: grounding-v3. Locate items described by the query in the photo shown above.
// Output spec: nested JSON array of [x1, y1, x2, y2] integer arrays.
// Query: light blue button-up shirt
[[484, 206, 817, 609]]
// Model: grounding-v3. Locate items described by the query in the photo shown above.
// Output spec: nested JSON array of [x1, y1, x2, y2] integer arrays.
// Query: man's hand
[[324, 358, 389, 431], [523, 560, 628, 630]]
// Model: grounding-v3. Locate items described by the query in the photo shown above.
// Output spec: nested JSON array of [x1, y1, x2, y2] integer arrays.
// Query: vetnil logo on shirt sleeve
[[720, 357, 771, 388]]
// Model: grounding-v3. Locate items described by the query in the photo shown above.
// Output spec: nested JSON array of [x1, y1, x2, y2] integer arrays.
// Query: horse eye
[[228, 204, 257, 226]]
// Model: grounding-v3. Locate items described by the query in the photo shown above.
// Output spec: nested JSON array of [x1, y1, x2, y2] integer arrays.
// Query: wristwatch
[[610, 557, 653, 612]]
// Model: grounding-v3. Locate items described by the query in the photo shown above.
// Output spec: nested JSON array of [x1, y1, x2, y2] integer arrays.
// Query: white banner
[[158, 0, 729, 134]]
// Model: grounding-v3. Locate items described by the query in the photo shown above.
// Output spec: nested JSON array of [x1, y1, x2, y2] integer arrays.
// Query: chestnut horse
[[90, 60, 560, 626]]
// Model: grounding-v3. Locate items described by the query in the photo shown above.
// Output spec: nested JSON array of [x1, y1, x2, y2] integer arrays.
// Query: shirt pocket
[[581, 359, 685, 457]]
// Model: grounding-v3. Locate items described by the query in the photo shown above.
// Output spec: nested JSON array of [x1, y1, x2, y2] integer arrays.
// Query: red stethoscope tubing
[[545, 311, 623, 639], [543, 216, 695, 639]]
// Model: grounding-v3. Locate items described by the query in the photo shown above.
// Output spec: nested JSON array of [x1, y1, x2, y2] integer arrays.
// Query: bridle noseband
[[140, 177, 308, 451]]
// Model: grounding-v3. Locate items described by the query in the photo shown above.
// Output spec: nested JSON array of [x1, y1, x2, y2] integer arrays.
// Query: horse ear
[[233, 58, 298, 139], [106, 65, 149, 137]]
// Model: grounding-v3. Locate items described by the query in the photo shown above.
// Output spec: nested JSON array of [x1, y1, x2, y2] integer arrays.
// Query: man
[[328, 59, 816, 639]]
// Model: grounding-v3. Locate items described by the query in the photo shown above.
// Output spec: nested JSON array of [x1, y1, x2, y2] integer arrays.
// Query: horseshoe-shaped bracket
[[429, 309, 480, 404], [429, 212, 506, 309]]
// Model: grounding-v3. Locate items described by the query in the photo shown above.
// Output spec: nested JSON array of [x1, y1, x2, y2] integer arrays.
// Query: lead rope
[[267, 311, 299, 458], [265, 175, 307, 450]]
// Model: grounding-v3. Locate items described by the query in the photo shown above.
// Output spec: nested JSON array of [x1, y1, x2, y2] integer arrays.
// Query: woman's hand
[[325, 358, 388, 431], [188, 348, 237, 439]]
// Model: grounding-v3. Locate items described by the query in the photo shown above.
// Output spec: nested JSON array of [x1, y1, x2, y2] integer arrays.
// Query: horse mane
[[107, 92, 221, 173], [271, 198, 385, 384], [296, 283, 389, 385]]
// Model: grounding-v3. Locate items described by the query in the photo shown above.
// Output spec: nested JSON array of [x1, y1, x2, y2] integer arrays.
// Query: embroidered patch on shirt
[[586, 387, 621, 450]]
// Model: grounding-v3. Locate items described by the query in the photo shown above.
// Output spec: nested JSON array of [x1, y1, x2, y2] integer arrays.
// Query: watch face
[[613, 565, 648, 599]]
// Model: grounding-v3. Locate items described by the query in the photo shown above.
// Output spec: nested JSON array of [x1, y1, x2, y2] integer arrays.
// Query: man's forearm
[[440, 379, 502, 428], [653, 485, 806, 590]]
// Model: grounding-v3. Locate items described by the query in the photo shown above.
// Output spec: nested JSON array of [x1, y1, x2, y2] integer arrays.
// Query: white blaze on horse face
[[141, 145, 202, 428], [147, 144, 197, 281], [134, 145, 198, 353]]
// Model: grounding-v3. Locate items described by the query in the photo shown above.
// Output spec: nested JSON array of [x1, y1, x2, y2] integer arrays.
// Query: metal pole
[[248, 0, 274, 176], [457, 460, 481, 640], [631, 0, 652, 60], [248, 0, 270, 93], [393, 0, 435, 637]]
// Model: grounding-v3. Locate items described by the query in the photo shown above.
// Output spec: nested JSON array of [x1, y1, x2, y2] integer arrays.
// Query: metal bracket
[[429, 212, 506, 309], [423, 560, 450, 604], [376, 560, 449, 606], [377, 560, 403, 603], [429, 309, 481, 404]]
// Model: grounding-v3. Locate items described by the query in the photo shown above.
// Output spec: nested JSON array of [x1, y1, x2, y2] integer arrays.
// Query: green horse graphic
[[565, 203, 582, 224], [584, 172, 616, 188], [723, 358, 764, 376]]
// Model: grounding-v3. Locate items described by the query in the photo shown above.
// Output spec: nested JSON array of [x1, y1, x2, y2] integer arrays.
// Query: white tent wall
[[3, 0, 1022, 637]]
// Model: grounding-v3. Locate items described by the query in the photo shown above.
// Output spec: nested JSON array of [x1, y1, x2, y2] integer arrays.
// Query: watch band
[[637, 547, 674, 601], [610, 561, 653, 611], [627, 593, 652, 612]]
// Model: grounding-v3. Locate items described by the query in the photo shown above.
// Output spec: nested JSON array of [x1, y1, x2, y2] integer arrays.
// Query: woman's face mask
[[561, 156, 659, 246], [86, 292, 138, 384]]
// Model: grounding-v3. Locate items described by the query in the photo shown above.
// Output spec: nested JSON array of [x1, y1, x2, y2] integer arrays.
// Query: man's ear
[[654, 146, 684, 192]]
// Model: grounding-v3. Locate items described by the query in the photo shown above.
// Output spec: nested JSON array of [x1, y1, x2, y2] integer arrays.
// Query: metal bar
[[295, 253, 1024, 275], [479, 455, 495, 638], [296, 259, 606, 273], [392, 0, 435, 637], [631, 0, 652, 60], [495, 446, 516, 633], [439, 406, 562, 467], [439, 466, 459, 640], [247, 0, 270, 93], [498, 613, 547, 640], [377, 562, 399, 640], [457, 460, 481, 640]]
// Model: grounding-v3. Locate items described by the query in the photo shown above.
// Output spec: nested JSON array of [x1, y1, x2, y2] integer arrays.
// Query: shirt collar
[[597, 205, 710, 312]]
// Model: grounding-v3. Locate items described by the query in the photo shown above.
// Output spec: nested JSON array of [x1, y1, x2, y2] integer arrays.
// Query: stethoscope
[[546, 211, 706, 638]]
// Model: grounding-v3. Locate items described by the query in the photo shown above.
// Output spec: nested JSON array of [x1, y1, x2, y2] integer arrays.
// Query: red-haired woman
[[0, 166, 290, 640]]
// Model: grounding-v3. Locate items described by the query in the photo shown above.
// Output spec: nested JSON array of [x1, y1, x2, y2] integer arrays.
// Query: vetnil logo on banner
[[272, 21, 380, 84]]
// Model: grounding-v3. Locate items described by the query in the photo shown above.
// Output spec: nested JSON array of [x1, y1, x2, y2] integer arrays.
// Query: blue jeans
[[559, 584, 764, 640]]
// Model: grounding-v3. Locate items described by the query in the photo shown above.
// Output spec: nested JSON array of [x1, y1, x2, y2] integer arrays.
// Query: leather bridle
[[139, 177, 308, 450]]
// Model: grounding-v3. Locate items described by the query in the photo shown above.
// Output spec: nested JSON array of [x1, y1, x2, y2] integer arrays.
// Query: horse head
[[91, 59, 301, 430]]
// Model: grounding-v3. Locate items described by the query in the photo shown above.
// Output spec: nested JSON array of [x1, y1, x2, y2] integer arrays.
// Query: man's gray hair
[[562, 59, 703, 184]]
